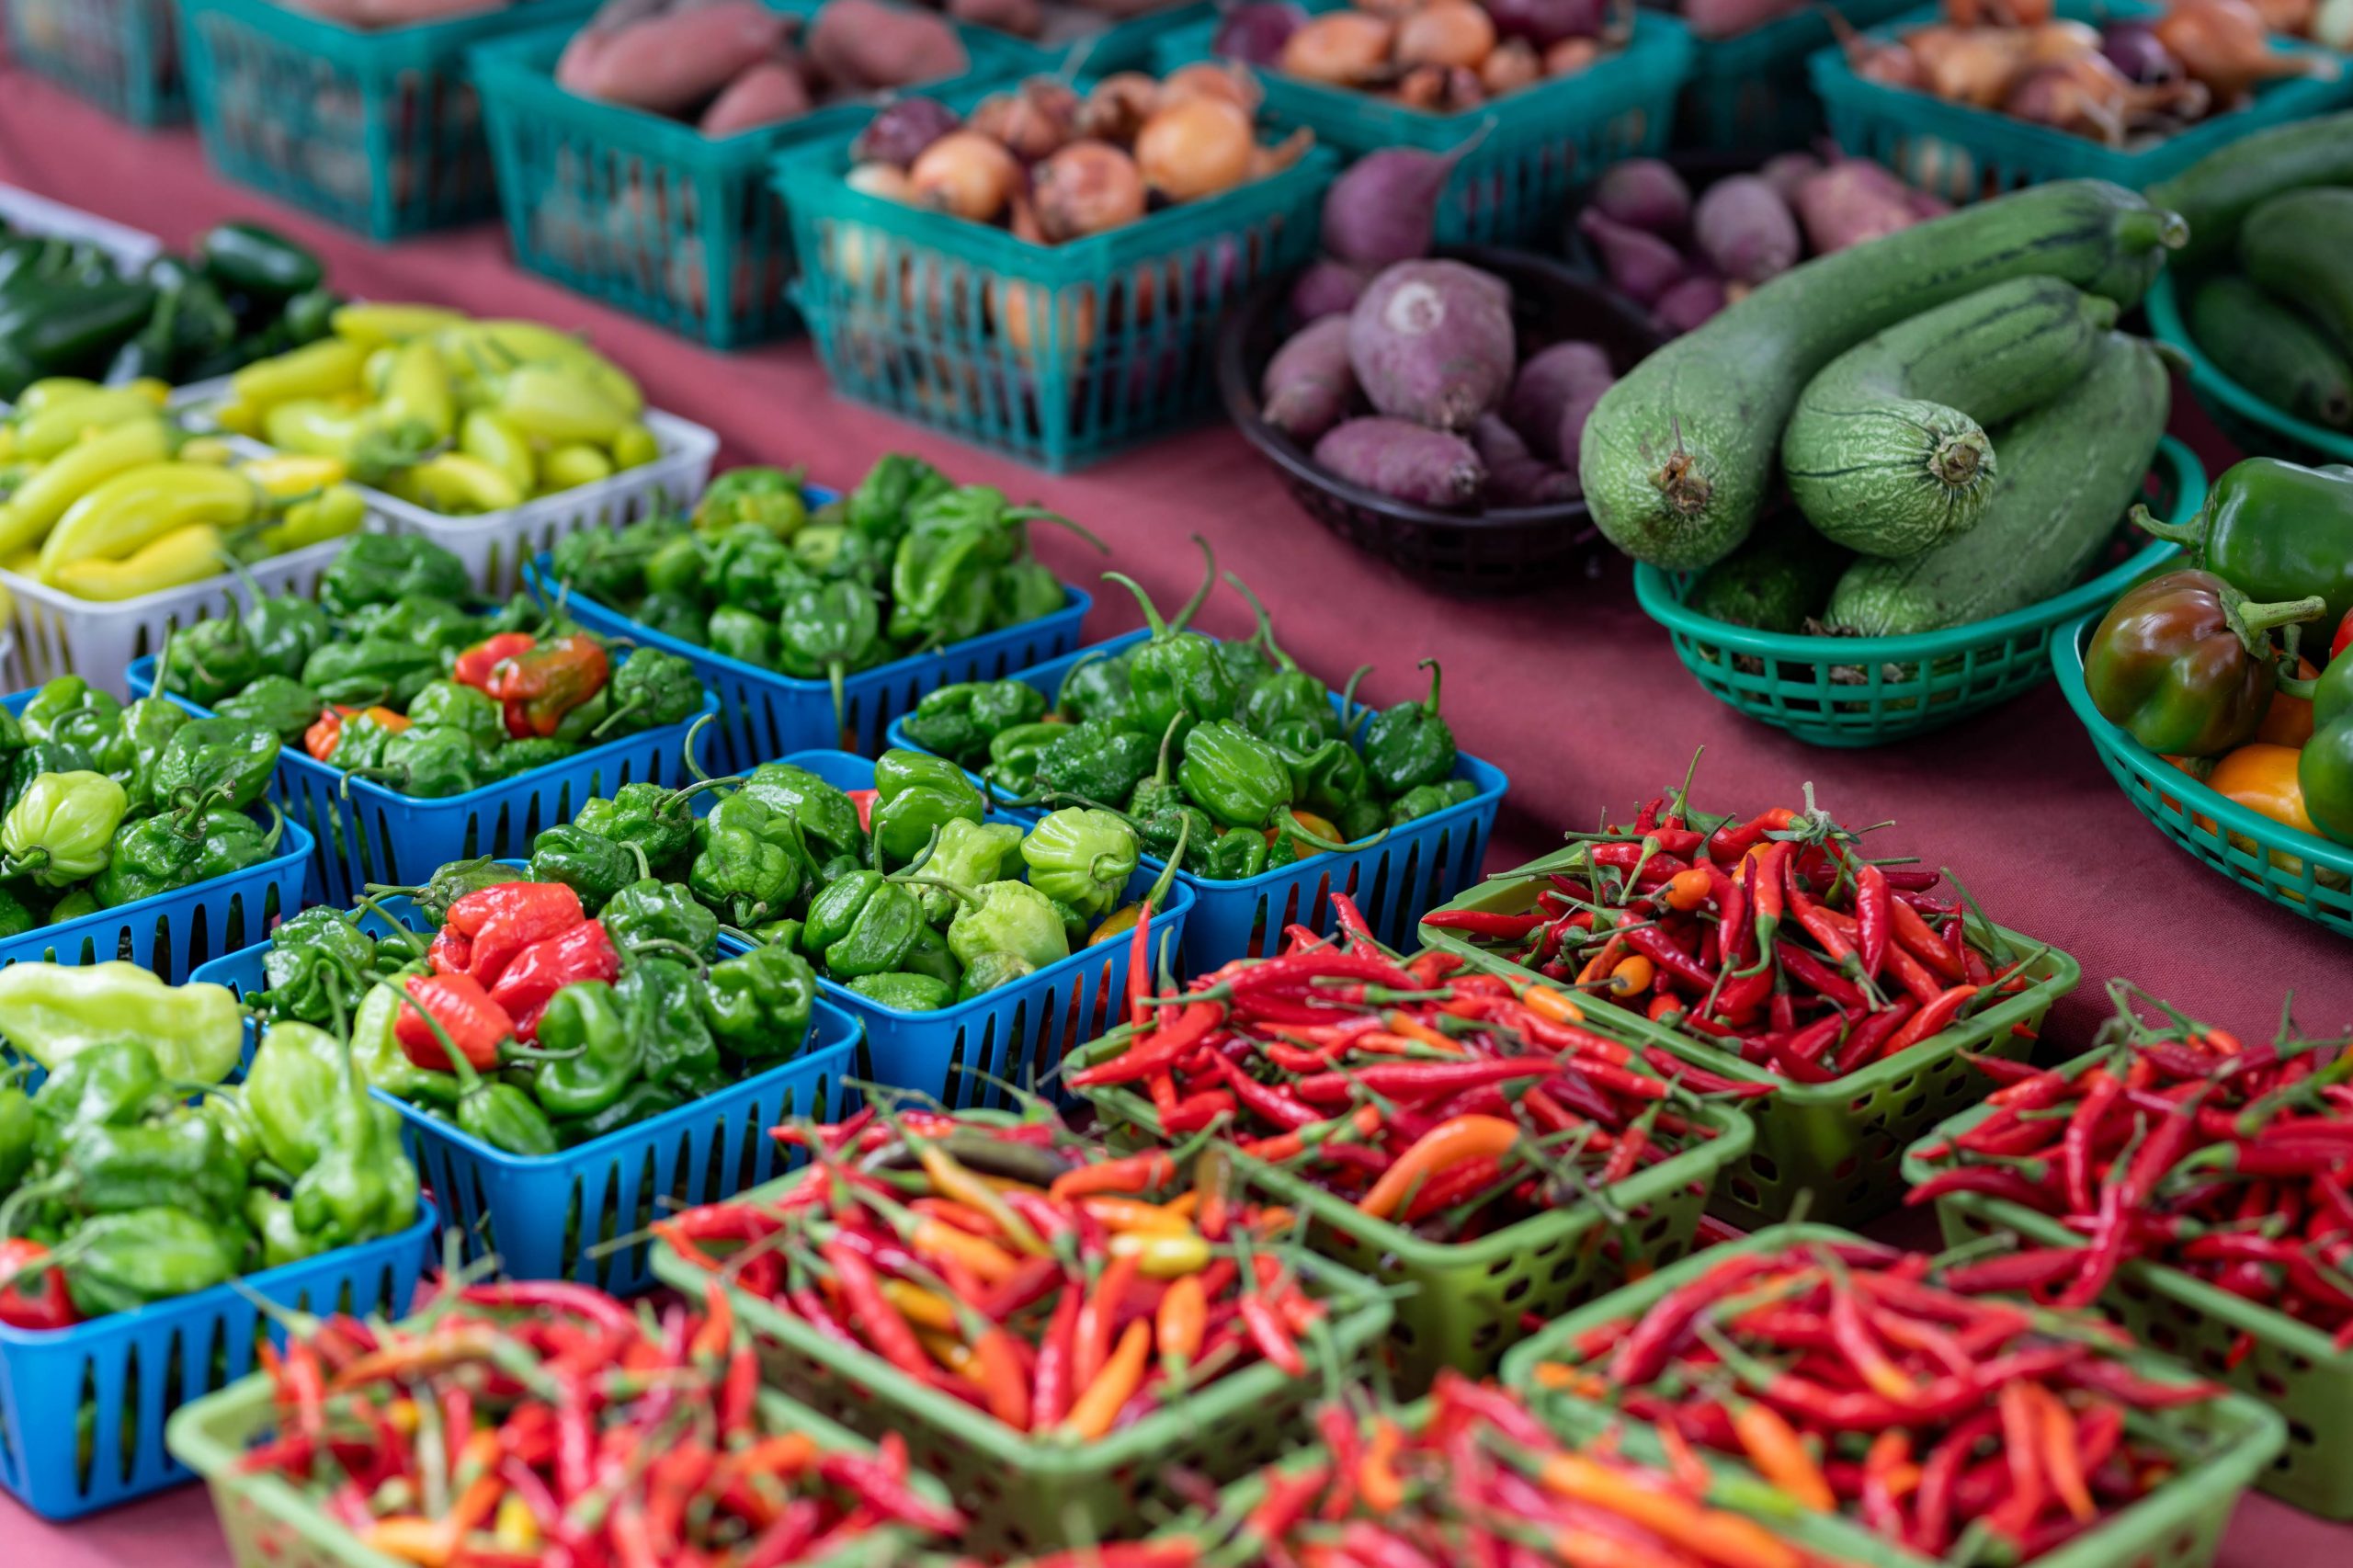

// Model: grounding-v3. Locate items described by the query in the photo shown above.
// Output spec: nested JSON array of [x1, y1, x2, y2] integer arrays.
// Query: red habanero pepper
[[454, 631, 535, 692], [0, 1238, 77, 1329], [1853, 863, 1891, 981], [428, 926, 472, 977], [303, 704, 359, 762], [486, 633, 611, 739], [392, 971, 514, 1072], [486, 919, 621, 1037], [449, 881, 585, 984]]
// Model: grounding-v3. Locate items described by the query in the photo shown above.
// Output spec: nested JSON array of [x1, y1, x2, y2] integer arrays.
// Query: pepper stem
[[1418, 657, 1443, 716], [1277, 807, 1379, 854], [2126, 502, 2201, 551], [1336, 664, 1373, 735], [682, 711, 719, 782], [1222, 572, 1293, 672], [1100, 573, 1167, 640], [893, 874, 981, 908], [1169, 536, 1219, 635], [2225, 588, 2327, 656], [1153, 712, 1181, 789]]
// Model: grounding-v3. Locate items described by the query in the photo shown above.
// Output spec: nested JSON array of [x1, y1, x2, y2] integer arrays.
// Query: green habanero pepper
[[261, 906, 378, 1029], [1229, 576, 1341, 745], [995, 557, 1068, 630], [957, 951, 1039, 1002], [301, 639, 444, 709], [1018, 807, 1138, 920], [488, 737, 579, 780], [635, 589, 709, 646], [846, 452, 952, 544], [696, 465, 808, 536], [104, 697, 189, 811], [316, 535, 470, 619], [1202, 825, 1269, 881], [983, 722, 1064, 801], [801, 870, 926, 980], [641, 531, 709, 603], [407, 680, 505, 748], [776, 578, 882, 743], [908, 874, 1070, 975], [63, 1207, 241, 1317], [59, 1113, 245, 1220], [233, 573, 333, 679], [1284, 737, 1370, 822], [595, 647, 704, 739], [576, 781, 699, 880], [1361, 659, 1458, 798], [368, 725, 487, 799], [2135, 458, 2353, 631], [1176, 721, 1292, 829], [553, 1081, 684, 1146], [216, 675, 324, 744], [150, 717, 278, 811], [91, 812, 209, 907], [0, 887, 36, 941], [616, 955, 722, 1087], [913, 817, 1023, 925], [529, 824, 643, 914], [2084, 570, 2325, 756], [348, 977, 462, 1107], [347, 597, 480, 654], [870, 749, 986, 871], [706, 605, 779, 669], [602, 877, 721, 960], [28, 1037, 165, 1140], [688, 792, 807, 926], [1102, 540, 1238, 744], [1057, 646, 1135, 727], [902, 924, 962, 990], [848, 971, 954, 1011], [21, 677, 122, 753], [703, 943, 817, 1059], [1, 742, 93, 816], [2, 771, 128, 886], [158, 619, 264, 708], [551, 512, 691, 603], [534, 980, 641, 1119], [902, 680, 1049, 768], [0, 1085, 33, 1192], [325, 710, 396, 774]]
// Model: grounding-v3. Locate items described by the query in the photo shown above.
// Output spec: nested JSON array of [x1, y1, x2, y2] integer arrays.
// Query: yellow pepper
[[494, 365, 630, 446], [540, 442, 614, 492], [438, 320, 642, 415], [177, 437, 237, 466], [332, 301, 470, 349], [12, 378, 100, 416], [492, 1494, 540, 1554], [258, 484, 367, 555], [15, 388, 172, 460], [50, 524, 227, 601], [37, 462, 256, 579], [0, 428, 17, 464], [0, 415, 174, 556], [363, 345, 399, 396], [878, 1278, 961, 1332], [459, 409, 535, 494], [264, 399, 369, 460], [609, 421, 660, 470], [230, 337, 366, 411], [241, 454, 348, 499], [379, 339, 456, 441], [4, 548, 37, 574], [390, 453, 523, 515], [1106, 1229, 1213, 1277], [211, 397, 264, 438], [2204, 744, 2318, 836]]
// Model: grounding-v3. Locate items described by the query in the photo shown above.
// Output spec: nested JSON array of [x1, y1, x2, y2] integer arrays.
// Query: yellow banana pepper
[[379, 339, 456, 440], [242, 454, 349, 499], [0, 416, 174, 557], [38, 463, 256, 579], [363, 345, 398, 396], [258, 484, 368, 554], [494, 365, 630, 446], [177, 437, 236, 466], [0, 429, 17, 464], [459, 409, 534, 494], [540, 442, 614, 492], [264, 400, 369, 460], [391, 453, 523, 515], [211, 397, 264, 438], [332, 302, 469, 349], [230, 337, 366, 411], [50, 524, 227, 601], [608, 421, 659, 470], [13, 378, 100, 416], [16, 389, 172, 460], [4, 549, 37, 574], [438, 320, 642, 414]]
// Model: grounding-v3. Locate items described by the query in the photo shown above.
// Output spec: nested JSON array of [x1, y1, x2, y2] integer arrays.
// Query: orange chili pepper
[[878, 1279, 961, 1332], [971, 1323, 1033, 1432], [1655, 1421, 1713, 1496], [1156, 1273, 1207, 1367], [1074, 1252, 1142, 1390], [1538, 1455, 1802, 1568], [1662, 866, 1714, 912], [1382, 1010, 1462, 1054], [1354, 1115, 1522, 1221], [1522, 985, 1585, 1025], [2034, 1385, 2096, 1523], [1050, 1150, 1175, 1201], [1082, 1197, 1193, 1234], [1730, 1399, 1835, 1512], [2257, 658, 2320, 746], [1358, 1417, 1405, 1513], [1575, 936, 1626, 989], [1605, 954, 1655, 998], [910, 1218, 1019, 1285], [1061, 1318, 1150, 1439]]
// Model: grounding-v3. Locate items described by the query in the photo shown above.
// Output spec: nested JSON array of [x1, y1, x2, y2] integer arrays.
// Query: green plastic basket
[[1072, 1036, 1753, 1393], [650, 1176, 1392, 1559], [1667, 0, 1911, 152], [2053, 610, 2353, 938], [1903, 1087, 2353, 1518], [182, 0, 593, 240], [8, 0, 185, 127], [1154, 4, 1692, 247], [2146, 268, 2353, 469], [1809, 0, 2353, 199], [1502, 1224, 2289, 1568], [1417, 846, 2082, 1231], [778, 89, 1336, 471], [1631, 437, 2199, 748], [166, 1370, 938, 1568], [473, 4, 1032, 349]]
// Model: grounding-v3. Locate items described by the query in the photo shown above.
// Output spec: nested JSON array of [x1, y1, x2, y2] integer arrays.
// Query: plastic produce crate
[[741, 750, 1194, 1112], [1667, 0, 1910, 151], [779, 85, 1336, 472], [652, 1187, 1391, 1558], [1809, 0, 2353, 198], [181, 0, 595, 240], [195, 928, 864, 1294], [6, 0, 185, 127], [1417, 850, 2082, 1229], [1501, 1223, 2289, 1568], [128, 655, 718, 909], [0, 1203, 432, 1520], [1074, 1023, 1753, 1391], [886, 630, 1507, 970], [2053, 612, 2353, 939], [1632, 438, 2200, 748], [2147, 269, 2353, 471], [530, 550, 1090, 773], [474, 3, 1032, 349], [167, 1356, 941, 1568], [1154, 4, 1692, 246], [1905, 1093, 2353, 1517]]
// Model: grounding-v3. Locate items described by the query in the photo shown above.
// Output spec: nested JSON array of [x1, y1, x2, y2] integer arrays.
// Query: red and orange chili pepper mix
[[1072, 897, 1756, 1238], [234, 1277, 963, 1566], [658, 1108, 1333, 1438], [1423, 778, 2047, 1082], [1912, 982, 2353, 1344], [1530, 1240, 2229, 1563]]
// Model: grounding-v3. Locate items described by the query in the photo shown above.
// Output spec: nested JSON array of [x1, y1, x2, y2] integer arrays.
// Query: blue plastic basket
[[738, 750, 1194, 1111], [0, 687, 315, 981], [180, 0, 594, 239], [1808, 0, 2353, 198], [0, 1200, 433, 1520], [883, 631, 1508, 970], [195, 923, 866, 1294], [778, 82, 1336, 472], [529, 553, 1091, 775], [7, 0, 186, 127], [126, 655, 716, 910], [1667, 0, 1911, 151], [472, 1, 1033, 348], [1154, 4, 1692, 246]]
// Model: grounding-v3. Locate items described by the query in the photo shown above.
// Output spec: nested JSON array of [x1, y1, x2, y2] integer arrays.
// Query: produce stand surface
[[0, 66, 2347, 1568]]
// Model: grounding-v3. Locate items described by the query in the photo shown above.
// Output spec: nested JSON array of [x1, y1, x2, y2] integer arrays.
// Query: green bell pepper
[[1361, 660, 1458, 798], [534, 980, 641, 1119], [871, 749, 986, 871], [1018, 807, 1137, 920], [2085, 569, 2325, 756], [703, 943, 818, 1059], [216, 676, 324, 744], [2136, 458, 2353, 632]]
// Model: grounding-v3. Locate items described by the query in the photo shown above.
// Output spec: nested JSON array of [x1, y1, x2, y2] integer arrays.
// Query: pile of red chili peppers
[[1531, 1241, 2222, 1563], [657, 1108, 1331, 1439], [1422, 780, 2044, 1082], [1911, 982, 2353, 1345], [235, 1277, 962, 1568], [398, 881, 620, 1062], [993, 1375, 1840, 1568], [1068, 899, 1756, 1238]]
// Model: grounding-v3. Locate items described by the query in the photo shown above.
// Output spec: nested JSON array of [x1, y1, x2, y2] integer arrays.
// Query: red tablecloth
[[2, 61, 2349, 1564]]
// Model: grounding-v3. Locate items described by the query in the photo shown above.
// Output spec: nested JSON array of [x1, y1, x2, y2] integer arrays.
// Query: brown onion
[[1246, 125, 1316, 179], [1543, 35, 1599, 72], [846, 161, 916, 201], [1941, 0, 2053, 23], [2154, 0, 2325, 97], [1398, 0, 1498, 66], [1907, 22, 2033, 104], [1162, 60, 1266, 111], [2022, 17, 2102, 62], [1032, 141, 1148, 240], [2251, 0, 2317, 32], [1481, 37, 1543, 92], [911, 131, 1023, 222], [1279, 12, 1395, 83], [1136, 97, 1257, 199], [969, 77, 1080, 161], [1074, 72, 1163, 142]]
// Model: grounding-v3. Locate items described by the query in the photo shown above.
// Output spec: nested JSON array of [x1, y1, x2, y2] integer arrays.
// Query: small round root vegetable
[[1757, 150, 1823, 203], [557, 0, 789, 113], [1074, 74, 1163, 142], [1481, 37, 1542, 93], [1164, 60, 1264, 111], [1680, 0, 1802, 38], [698, 60, 813, 136], [1214, 1, 1309, 63], [1136, 97, 1256, 201], [809, 0, 968, 91], [1473, 415, 1578, 505], [1348, 259, 1516, 431], [1290, 259, 1374, 321], [851, 97, 961, 166], [1590, 158, 1690, 233], [1314, 417, 1487, 508], [1033, 141, 1146, 241], [1279, 11, 1395, 83], [1692, 175, 1801, 284], [969, 78, 1080, 161], [911, 131, 1022, 223], [1793, 160, 1918, 254], [1320, 131, 1485, 267], [1653, 274, 1729, 333], [1485, 0, 1606, 46], [948, 0, 1044, 35], [1397, 0, 1497, 66], [1577, 208, 1687, 305], [1260, 316, 1360, 441], [1503, 340, 1613, 460]]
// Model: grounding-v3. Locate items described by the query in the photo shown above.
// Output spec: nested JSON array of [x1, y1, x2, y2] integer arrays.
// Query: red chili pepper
[[486, 633, 610, 739], [1068, 1000, 1225, 1087], [1420, 909, 1552, 938], [451, 881, 585, 987], [0, 1238, 76, 1330], [486, 919, 620, 1036], [453, 631, 536, 692], [1852, 863, 1891, 982], [392, 971, 514, 1072], [1881, 985, 1978, 1057], [1834, 1000, 1913, 1074]]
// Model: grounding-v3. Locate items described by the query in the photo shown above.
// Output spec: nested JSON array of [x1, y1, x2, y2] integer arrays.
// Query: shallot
[[1136, 97, 1256, 200], [911, 131, 1022, 223], [1032, 142, 1146, 241], [1279, 12, 1396, 83]]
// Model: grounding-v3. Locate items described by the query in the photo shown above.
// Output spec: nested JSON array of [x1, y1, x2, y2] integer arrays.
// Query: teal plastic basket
[[2053, 610, 2353, 937], [1631, 437, 2200, 748], [7, 0, 185, 127], [1808, 0, 2353, 199], [1668, 0, 1911, 151], [2146, 269, 2353, 469], [181, 0, 593, 239], [1155, 4, 1691, 246], [473, 3, 1032, 348], [779, 89, 1336, 471]]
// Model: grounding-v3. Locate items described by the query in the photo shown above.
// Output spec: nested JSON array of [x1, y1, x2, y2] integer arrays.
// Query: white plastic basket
[[0, 184, 162, 269]]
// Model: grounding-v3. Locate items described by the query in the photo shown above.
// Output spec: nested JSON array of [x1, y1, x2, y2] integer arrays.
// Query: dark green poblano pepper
[[703, 943, 818, 1059], [870, 749, 986, 871], [217, 676, 324, 744], [689, 792, 807, 926], [1101, 539, 1238, 744], [1361, 659, 1458, 798]]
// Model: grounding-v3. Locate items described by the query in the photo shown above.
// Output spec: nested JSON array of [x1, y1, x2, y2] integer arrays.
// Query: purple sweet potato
[[1679, 0, 1802, 39], [1653, 274, 1729, 333], [699, 59, 813, 135], [1757, 151, 1822, 204], [1347, 260, 1515, 431], [1554, 375, 1612, 476], [1473, 415, 1578, 506], [557, 0, 790, 113], [1315, 417, 1487, 509], [1289, 258, 1374, 321], [1692, 175, 1799, 284], [1260, 316, 1359, 442], [1589, 158, 1688, 234], [1502, 340, 1611, 461], [1793, 160, 1918, 254], [1321, 142, 1475, 267], [1577, 208, 1687, 306]]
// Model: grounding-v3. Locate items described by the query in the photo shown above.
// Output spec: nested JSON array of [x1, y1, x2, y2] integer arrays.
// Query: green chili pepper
[[1227, 576, 1340, 745], [408, 680, 505, 748], [1102, 540, 1237, 744], [1018, 807, 1138, 920], [801, 870, 926, 980], [776, 579, 882, 742], [688, 792, 806, 926], [29, 1037, 165, 1142], [215, 676, 324, 744], [601, 878, 720, 960], [534, 981, 641, 1119], [551, 514, 691, 603], [1361, 659, 1458, 798], [58, 1114, 246, 1219], [870, 749, 985, 871], [369, 726, 488, 799], [702, 943, 818, 1060], [453, 1078, 560, 1156], [487, 737, 580, 780], [847, 972, 954, 1011], [349, 979, 462, 1106], [316, 535, 470, 619], [199, 222, 324, 299], [696, 465, 808, 536], [91, 811, 210, 907], [617, 955, 722, 1088]]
